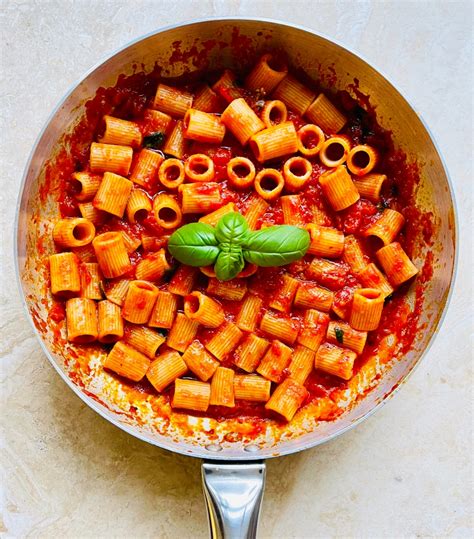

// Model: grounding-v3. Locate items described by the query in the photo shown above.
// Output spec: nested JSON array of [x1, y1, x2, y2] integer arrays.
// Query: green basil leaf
[[143, 131, 165, 149], [242, 225, 310, 267], [168, 223, 219, 267], [334, 327, 344, 344], [214, 243, 245, 281], [215, 212, 249, 245]]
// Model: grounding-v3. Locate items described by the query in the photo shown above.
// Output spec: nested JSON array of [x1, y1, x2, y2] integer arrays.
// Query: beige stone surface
[[1, 1, 472, 537]]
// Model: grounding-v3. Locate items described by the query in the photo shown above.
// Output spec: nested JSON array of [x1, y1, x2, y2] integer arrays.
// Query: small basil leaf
[[214, 244, 245, 281], [334, 327, 344, 344], [143, 131, 165, 149], [168, 223, 219, 267], [215, 212, 249, 245], [242, 225, 310, 267]]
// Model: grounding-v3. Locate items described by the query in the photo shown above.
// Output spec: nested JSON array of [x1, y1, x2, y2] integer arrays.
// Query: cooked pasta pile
[[49, 54, 419, 422]]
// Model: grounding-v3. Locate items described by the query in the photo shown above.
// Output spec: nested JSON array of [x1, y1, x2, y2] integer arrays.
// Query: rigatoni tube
[[122, 280, 158, 324], [53, 218, 95, 249], [104, 341, 150, 382], [66, 298, 98, 343], [184, 291, 225, 328], [147, 350, 188, 392], [349, 288, 384, 331]]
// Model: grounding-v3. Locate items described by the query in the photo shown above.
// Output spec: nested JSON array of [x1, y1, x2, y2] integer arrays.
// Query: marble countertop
[[1, 1, 472, 537]]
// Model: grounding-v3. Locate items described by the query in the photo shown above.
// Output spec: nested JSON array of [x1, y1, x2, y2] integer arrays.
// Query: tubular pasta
[[126, 188, 152, 224], [182, 340, 219, 382], [104, 341, 150, 382], [234, 375, 271, 402], [148, 290, 179, 329], [212, 70, 243, 103], [234, 334, 270, 373], [124, 326, 165, 358], [99, 115, 142, 148], [147, 351, 188, 392], [319, 165, 360, 211], [306, 224, 345, 258], [97, 300, 123, 343], [236, 293, 263, 332], [249, 121, 298, 162], [205, 322, 243, 361], [136, 249, 171, 282], [179, 182, 221, 214], [243, 193, 269, 230], [207, 278, 247, 301], [261, 100, 288, 128], [245, 54, 288, 94], [66, 298, 98, 343], [272, 75, 315, 115], [364, 209, 405, 245], [192, 84, 223, 113], [93, 172, 133, 218], [53, 218, 95, 248], [260, 311, 300, 345], [172, 378, 210, 412], [163, 120, 188, 159], [294, 282, 334, 312], [357, 262, 393, 298], [130, 149, 163, 188], [227, 157, 256, 189], [153, 193, 182, 229], [122, 280, 158, 324], [326, 320, 367, 355], [184, 291, 225, 328], [184, 154, 215, 182], [79, 262, 102, 300], [254, 168, 285, 201], [221, 98, 265, 145], [353, 174, 387, 203], [319, 136, 351, 168], [281, 195, 305, 226], [158, 158, 185, 189], [347, 145, 379, 176], [153, 83, 193, 118], [269, 274, 299, 312], [349, 288, 384, 331], [90, 142, 133, 176], [167, 312, 199, 352], [183, 109, 225, 144], [297, 309, 330, 351], [265, 378, 308, 421], [78, 202, 107, 226], [72, 172, 101, 202], [210, 367, 235, 407], [283, 156, 312, 192], [287, 345, 315, 385], [257, 339, 293, 383], [376, 242, 419, 287], [168, 265, 199, 296], [50, 252, 80, 297], [315, 343, 356, 380], [92, 232, 131, 279], [297, 124, 325, 157], [305, 93, 347, 134], [199, 202, 236, 226], [104, 279, 130, 307]]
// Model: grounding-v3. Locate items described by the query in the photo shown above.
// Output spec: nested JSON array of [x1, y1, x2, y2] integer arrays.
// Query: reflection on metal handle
[[202, 461, 266, 539]]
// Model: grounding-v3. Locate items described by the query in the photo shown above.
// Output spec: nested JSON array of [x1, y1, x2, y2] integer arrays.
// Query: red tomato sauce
[[42, 56, 435, 428]]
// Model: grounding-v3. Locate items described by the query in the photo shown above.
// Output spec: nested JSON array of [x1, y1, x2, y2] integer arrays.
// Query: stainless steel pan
[[15, 18, 456, 538]]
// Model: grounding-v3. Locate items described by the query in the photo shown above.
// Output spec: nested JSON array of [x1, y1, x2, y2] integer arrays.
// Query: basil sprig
[[167, 212, 310, 281]]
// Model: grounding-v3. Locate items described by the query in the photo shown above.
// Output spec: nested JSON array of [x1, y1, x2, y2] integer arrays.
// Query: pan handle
[[201, 460, 266, 539]]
